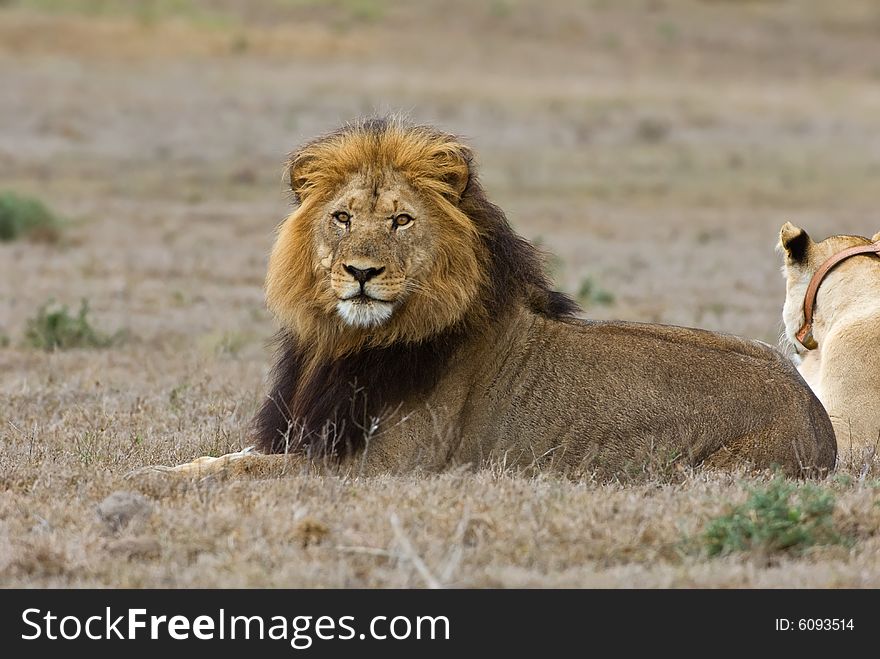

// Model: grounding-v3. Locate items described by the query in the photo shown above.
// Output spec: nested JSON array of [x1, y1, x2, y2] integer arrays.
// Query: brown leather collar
[[795, 241, 880, 349]]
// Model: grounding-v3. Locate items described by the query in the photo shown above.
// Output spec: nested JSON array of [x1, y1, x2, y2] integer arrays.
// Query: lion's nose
[[344, 264, 385, 284]]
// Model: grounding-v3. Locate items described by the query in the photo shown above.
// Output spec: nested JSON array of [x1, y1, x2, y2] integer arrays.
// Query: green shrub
[[0, 191, 63, 242], [577, 276, 615, 307], [24, 300, 118, 351], [702, 476, 843, 557]]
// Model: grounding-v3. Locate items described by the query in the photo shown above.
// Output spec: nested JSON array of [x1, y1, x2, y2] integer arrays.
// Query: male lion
[[779, 222, 880, 458], [139, 119, 835, 482]]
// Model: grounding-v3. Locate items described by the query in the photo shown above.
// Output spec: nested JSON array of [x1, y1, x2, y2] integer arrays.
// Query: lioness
[[136, 119, 835, 482], [779, 222, 880, 458]]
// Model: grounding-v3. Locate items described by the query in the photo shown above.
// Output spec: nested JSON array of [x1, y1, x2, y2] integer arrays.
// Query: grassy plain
[[2, 0, 879, 586]]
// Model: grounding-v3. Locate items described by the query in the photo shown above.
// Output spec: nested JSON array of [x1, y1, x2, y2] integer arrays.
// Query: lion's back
[[459, 310, 836, 477]]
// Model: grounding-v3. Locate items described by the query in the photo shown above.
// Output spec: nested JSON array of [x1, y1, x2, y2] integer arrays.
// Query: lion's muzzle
[[333, 259, 401, 327]]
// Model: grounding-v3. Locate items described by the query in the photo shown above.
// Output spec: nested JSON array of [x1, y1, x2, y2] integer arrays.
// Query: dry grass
[[3, 0, 880, 587]]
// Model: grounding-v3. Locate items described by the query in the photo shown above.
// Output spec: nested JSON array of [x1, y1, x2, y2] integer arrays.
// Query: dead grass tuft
[[293, 517, 331, 549]]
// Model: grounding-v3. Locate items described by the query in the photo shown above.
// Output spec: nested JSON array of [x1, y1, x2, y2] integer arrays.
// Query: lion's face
[[316, 172, 433, 328], [265, 119, 488, 356]]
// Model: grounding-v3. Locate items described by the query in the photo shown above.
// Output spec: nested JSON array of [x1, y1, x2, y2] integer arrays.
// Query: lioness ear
[[871, 231, 880, 242], [779, 222, 811, 263]]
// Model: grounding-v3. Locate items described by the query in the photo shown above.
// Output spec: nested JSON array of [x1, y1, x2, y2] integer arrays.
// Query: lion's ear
[[779, 222, 811, 263], [286, 151, 316, 203], [432, 142, 472, 201], [871, 230, 880, 242]]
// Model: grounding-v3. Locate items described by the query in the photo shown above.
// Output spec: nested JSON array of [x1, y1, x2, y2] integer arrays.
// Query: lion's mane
[[254, 117, 578, 456]]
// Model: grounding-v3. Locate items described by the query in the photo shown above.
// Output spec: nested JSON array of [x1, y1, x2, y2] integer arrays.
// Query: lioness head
[[778, 221, 880, 351]]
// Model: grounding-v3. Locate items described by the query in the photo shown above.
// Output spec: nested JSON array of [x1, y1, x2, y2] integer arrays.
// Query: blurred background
[[3, 0, 880, 361], [5, 1, 880, 588]]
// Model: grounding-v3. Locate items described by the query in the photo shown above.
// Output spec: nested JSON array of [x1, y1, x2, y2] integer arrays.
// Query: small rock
[[96, 491, 153, 532]]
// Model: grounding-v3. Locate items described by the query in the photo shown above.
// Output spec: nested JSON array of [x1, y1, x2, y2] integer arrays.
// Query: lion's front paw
[[123, 448, 259, 495]]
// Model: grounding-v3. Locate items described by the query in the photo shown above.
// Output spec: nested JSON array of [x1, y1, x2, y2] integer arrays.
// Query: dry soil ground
[[1, 0, 880, 587]]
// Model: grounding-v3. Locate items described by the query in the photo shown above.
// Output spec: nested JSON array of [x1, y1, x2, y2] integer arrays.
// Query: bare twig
[[389, 513, 442, 589], [334, 545, 398, 559], [439, 503, 471, 584]]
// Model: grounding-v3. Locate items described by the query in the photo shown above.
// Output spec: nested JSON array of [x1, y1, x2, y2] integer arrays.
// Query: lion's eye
[[393, 213, 413, 228], [332, 211, 351, 225]]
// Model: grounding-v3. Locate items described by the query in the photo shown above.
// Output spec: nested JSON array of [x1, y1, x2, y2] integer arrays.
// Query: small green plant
[[229, 32, 250, 54], [214, 330, 249, 357], [168, 382, 190, 410], [0, 191, 63, 242], [344, 0, 384, 22], [489, 0, 513, 19], [197, 330, 251, 357], [577, 276, 615, 307], [24, 300, 117, 351], [831, 473, 854, 489], [532, 236, 565, 282], [702, 477, 843, 557], [657, 21, 679, 43]]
